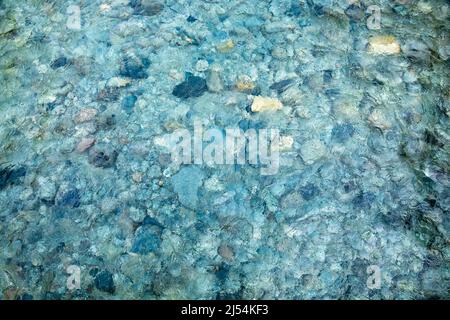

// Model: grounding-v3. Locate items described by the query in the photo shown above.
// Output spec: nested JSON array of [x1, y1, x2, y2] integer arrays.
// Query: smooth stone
[[206, 68, 224, 92], [368, 110, 391, 131], [106, 77, 131, 88], [345, 4, 364, 21], [368, 36, 401, 55], [56, 188, 81, 208], [37, 177, 57, 202], [216, 39, 235, 53], [94, 270, 115, 294], [172, 76, 207, 99], [76, 137, 95, 153], [235, 75, 256, 92], [251, 96, 283, 112], [75, 108, 98, 123], [187, 15, 197, 23], [119, 56, 150, 79], [50, 56, 68, 69], [88, 147, 118, 168], [0, 166, 26, 190], [171, 166, 204, 208], [269, 78, 295, 94], [300, 139, 326, 165], [131, 0, 164, 16], [299, 183, 320, 201], [331, 123, 355, 143], [122, 95, 137, 114], [402, 40, 431, 62], [131, 225, 162, 254], [218, 244, 235, 262]]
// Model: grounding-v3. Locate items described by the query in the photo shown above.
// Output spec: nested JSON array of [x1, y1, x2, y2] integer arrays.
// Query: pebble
[[119, 56, 150, 79], [94, 270, 115, 294], [187, 15, 197, 23], [417, 1, 433, 14], [171, 166, 205, 208], [132, 172, 144, 183], [331, 123, 355, 143], [216, 39, 235, 53], [368, 36, 401, 55], [122, 95, 137, 114], [131, 0, 164, 16], [368, 110, 391, 131], [172, 75, 208, 99], [195, 59, 209, 72], [300, 139, 326, 165], [204, 175, 224, 192], [129, 207, 146, 223], [36, 177, 57, 202], [345, 4, 364, 21], [101, 197, 119, 214], [299, 183, 320, 201], [280, 86, 303, 105], [402, 40, 431, 62], [206, 67, 224, 92], [278, 136, 294, 151], [50, 56, 68, 69], [235, 75, 256, 92], [0, 166, 26, 190], [0, 16, 16, 35], [88, 147, 118, 168], [2, 287, 19, 300], [264, 21, 296, 33], [76, 137, 95, 153], [269, 78, 295, 94], [56, 187, 81, 208], [131, 225, 162, 254], [251, 96, 283, 112], [106, 77, 131, 88], [75, 108, 98, 123], [218, 244, 235, 262]]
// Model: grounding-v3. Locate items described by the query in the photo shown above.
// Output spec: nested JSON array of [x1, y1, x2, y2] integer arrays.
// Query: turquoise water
[[0, 0, 449, 299]]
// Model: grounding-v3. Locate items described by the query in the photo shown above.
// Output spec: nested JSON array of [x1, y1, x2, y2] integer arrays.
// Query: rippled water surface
[[0, 0, 449, 299]]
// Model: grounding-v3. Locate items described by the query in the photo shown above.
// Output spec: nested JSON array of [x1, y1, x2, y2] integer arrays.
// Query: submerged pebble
[[131, 0, 164, 16], [94, 271, 115, 294], [88, 147, 118, 168], [251, 96, 283, 112], [50, 56, 68, 69], [368, 36, 401, 55], [131, 225, 162, 255], [0, 0, 448, 301], [172, 75, 208, 99], [122, 95, 138, 114], [119, 56, 150, 79]]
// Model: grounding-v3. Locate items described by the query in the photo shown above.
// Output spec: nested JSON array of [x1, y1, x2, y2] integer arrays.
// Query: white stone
[[195, 59, 209, 72], [300, 139, 327, 164], [251, 96, 283, 112]]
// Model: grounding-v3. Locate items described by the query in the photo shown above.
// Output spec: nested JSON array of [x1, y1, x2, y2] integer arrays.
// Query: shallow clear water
[[0, 0, 449, 299]]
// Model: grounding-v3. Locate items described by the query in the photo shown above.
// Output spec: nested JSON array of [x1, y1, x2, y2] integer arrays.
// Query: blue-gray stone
[[131, 225, 162, 255], [0, 165, 26, 189], [172, 76, 207, 99], [299, 183, 320, 201], [171, 166, 205, 208], [50, 56, 68, 69], [332, 123, 355, 143], [119, 56, 150, 79], [57, 188, 80, 208], [269, 79, 295, 94], [88, 147, 118, 168], [122, 95, 137, 114], [94, 270, 115, 294]]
